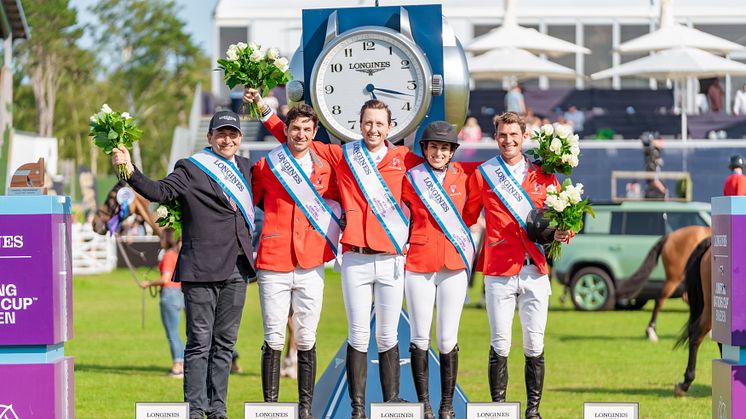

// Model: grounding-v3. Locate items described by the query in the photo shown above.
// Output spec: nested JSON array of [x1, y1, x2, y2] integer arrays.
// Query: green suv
[[553, 201, 711, 311]]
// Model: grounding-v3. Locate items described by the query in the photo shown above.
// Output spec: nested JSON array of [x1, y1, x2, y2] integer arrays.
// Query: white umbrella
[[618, 25, 745, 55], [591, 46, 746, 154], [469, 48, 577, 81], [465, 0, 590, 57], [618, 0, 745, 54], [592, 47, 746, 81]]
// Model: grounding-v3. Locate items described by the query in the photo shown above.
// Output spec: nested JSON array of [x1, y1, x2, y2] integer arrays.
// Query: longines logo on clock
[[350, 61, 391, 76]]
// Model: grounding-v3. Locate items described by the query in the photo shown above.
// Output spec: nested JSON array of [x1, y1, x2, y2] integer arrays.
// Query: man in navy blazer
[[113, 110, 254, 419]]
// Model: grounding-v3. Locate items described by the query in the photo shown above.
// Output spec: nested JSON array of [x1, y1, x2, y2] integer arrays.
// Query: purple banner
[[0, 357, 74, 418], [712, 359, 746, 419], [0, 213, 73, 345]]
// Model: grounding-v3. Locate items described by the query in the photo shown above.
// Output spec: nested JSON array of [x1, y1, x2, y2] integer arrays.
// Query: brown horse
[[616, 225, 711, 342], [91, 180, 161, 236], [673, 237, 717, 397]]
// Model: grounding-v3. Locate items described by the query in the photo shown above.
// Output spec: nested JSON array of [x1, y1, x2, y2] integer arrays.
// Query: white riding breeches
[[405, 268, 468, 354], [485, 264, 551, 358], [257, 265, 325, 352], [341, 251, 405, 353]]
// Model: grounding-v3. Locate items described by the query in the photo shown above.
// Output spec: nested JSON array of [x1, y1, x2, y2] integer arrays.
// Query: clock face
[[311, 28, 432, 142]]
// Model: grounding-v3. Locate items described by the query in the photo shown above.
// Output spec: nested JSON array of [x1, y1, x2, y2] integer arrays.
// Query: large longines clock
[[309, 16, 441, 142], [287, 5, 469, 145]]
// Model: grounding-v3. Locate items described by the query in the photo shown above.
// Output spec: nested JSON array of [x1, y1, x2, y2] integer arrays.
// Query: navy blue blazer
[[127, 154, 255, 282]]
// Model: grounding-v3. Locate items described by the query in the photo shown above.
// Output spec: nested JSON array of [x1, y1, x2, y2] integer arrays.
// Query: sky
[[70, 0, 219, 53]]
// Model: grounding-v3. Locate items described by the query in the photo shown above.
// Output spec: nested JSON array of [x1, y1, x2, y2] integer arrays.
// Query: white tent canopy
[[469, 48, 577, 80], [592, 47, 746, 80], [592, 46, 746, 144], [617, 0, 744, 54], [618, 24, 745, 55], [464, 0, 589, 57]]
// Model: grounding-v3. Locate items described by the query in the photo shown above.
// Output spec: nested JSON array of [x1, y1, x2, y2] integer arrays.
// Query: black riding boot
[[261, 342, 282, 402], [488, 347, 508, 403], [438, 345, 458, 419], [297, 346, 317, 419], [379, 345, 405, 402], [524, 353, 545, 419], [347, 345, 368, 419], [409, 344, 434, 419]]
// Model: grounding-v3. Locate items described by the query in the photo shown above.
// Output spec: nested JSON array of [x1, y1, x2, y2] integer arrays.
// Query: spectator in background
[[524, 108, 541, 135], [504, 84, 526, 115], [734, 84, 746, 116], [724, 154, 746, 196], [139, 228, 184, 378], [458, 116, 483, 143], [278, 104, 290, 121], [264, 90, 280, 114], [563, 105, 585, 136], [708, 79, 724, 113]]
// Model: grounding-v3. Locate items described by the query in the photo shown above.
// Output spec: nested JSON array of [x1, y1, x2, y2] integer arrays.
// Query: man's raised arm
[[244, 87, 286, 144]]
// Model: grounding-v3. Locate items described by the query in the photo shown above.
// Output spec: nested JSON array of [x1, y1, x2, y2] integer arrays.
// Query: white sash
[[267, 144, 342, 256], [407, 163, 476, 275], [478, 156, 535, 231], [188, 147, 255, 232], [343, 140, 409, 253]]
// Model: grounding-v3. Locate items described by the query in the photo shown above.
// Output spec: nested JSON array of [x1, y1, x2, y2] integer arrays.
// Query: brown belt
[[349, 245, 387, 255]]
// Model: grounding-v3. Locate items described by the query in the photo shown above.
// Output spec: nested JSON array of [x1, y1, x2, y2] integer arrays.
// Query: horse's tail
[[675, 237, 712, 349], [616, 235, 668, 299]]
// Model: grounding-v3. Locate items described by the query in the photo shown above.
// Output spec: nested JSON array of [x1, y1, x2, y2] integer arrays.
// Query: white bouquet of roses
[[89, 104, 143, 180], [527, 123, 580, 175], [216, 42, 292, 118], [156, 201, 182, 239], [543, 179, 594, 258]]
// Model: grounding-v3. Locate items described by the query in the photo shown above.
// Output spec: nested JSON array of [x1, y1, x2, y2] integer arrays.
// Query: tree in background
[[14, 0, 86, 138], [90, 0, 210, 176], [13, 0, 210, 179]]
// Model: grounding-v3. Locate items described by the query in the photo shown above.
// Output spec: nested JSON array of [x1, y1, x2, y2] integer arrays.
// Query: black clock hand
[[365, 84, 378, 100], [373, 87, 413, 97]]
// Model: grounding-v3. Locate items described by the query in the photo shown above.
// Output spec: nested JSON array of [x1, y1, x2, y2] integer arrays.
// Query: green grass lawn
[[68, 269, 716, 418]]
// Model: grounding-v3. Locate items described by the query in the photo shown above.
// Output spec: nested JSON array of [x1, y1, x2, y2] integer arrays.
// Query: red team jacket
[[464, 160, 560, 277], [402, 162, 481, 273], [263, 112, 422, 254], [252, 149, 340, 272], [723, 173, 746, 196]]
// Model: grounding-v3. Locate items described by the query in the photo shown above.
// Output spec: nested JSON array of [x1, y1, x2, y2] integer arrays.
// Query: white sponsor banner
[[583, 402, 638, 419], [135, 402, 189, 419], [370, 402, 424, 419], [244, 402, 298, 419], [466, 402, 520, 419]]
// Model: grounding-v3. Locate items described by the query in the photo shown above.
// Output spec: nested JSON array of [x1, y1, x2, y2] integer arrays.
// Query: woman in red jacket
[[401, 121, 480, 419]]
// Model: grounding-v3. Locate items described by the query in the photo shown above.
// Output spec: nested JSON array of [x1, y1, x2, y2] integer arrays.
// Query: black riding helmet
[[729, 154, 744, 170], [419, 121, 460, 157], [526, 207, 556, 245]]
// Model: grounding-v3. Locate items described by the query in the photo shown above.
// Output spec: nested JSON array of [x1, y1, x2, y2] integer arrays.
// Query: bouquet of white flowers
[[543, 179, 594, 258], [216, 42, 292, 118], [156, 201, 182, 239], [89, 104, 143, 180], [527, 123, 580, 175]]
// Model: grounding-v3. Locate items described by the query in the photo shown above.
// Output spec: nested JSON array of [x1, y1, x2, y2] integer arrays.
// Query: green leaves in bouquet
[[216, 43, 292, 118], [156, 201, 183, 240], [544, 178, 594, 259], [528, 124, 580, 176]]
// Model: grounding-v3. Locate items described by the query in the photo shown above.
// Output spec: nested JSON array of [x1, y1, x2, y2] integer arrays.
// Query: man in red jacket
[[464, 112, 569, 419], [723, 154, 746, 196], [251, 104, 341, 419], [245, 88, 422, 419]]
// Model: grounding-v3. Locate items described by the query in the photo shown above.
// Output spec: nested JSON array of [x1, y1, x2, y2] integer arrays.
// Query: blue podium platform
[[312, 309, 469, 418]]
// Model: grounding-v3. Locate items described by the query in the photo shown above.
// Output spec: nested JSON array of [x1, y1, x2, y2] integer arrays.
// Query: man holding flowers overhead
[[111, 109, 255, 419], [463, 112, 572, 419]]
